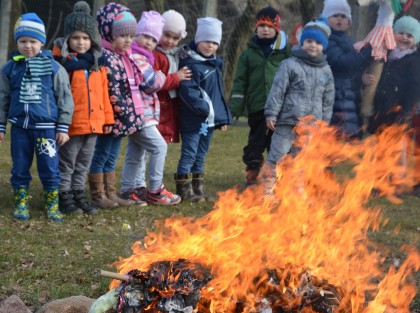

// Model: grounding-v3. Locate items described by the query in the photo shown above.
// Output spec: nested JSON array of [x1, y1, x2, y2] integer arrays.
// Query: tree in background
[[2, 0, 419, 97]]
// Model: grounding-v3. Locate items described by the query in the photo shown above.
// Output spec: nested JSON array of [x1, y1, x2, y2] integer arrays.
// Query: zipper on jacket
[[85, 70, 91, 119], [46, 94, 51, 115], [23, 103, 29, 129]]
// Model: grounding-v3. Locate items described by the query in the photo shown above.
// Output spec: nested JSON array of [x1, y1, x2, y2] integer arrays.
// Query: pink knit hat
[[136, 10, 165, 42], [162, 10, 187, 39]]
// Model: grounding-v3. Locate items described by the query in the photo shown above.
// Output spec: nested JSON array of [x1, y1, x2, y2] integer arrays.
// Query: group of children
[[0, 1, 231, 222], [1, 0, 419, 222], [231, 0, 420, 195]]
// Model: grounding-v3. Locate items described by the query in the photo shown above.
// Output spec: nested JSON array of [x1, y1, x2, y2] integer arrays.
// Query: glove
[[199, 122, 209, 136]]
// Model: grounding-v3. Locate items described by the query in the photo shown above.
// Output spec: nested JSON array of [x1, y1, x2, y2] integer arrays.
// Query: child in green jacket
[[229, 6, 290, 186]]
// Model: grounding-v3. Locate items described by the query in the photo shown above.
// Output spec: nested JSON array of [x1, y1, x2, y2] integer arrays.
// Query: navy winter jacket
[[177, 42, 232, 133], [0, 50, 73, 134], [326, 30, 371, 137]]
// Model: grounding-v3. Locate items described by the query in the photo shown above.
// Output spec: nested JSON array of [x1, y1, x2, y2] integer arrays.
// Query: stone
[[0, 295, 32, 313], [36, 295, 95, 313]]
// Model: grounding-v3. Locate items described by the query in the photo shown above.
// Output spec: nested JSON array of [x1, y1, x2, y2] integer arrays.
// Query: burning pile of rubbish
[[90, 120, 419, 313], [92, 260, 343, 313]]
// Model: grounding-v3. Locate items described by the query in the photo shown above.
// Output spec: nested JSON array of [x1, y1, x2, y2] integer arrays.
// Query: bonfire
[[90, 119, 419, 313]]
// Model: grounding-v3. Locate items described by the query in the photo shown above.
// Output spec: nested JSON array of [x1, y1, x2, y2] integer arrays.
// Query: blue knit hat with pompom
[[300, 17, 331, 50]]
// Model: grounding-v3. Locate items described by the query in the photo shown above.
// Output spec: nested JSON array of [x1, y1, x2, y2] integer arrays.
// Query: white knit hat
[[162, 10, 187, 39], [321, 0, 352, 22], [195, 17, 223, 45]]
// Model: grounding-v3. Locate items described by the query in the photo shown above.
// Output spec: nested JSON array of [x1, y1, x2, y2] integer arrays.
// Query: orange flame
[[111, 118, 419, 312]]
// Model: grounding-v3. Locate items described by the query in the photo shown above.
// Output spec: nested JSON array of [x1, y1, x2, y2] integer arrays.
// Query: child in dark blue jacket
[[322, 0, 371, 139], [0, 13, 74, 222], [175, 17, 232, 202]]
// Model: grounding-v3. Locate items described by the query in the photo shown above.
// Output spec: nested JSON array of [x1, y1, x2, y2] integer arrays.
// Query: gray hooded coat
[[265, 46, 335, 126]]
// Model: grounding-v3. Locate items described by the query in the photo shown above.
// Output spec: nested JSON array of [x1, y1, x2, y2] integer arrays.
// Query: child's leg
[[72, 134, 97, 190], [58, 136, 79, 191], [9, 126, 32, 220], [120, 133, 146, 193], [177, 131, 201, 175], [243, 111, 272, 181], [34, 129, 63, 222], [266, 125, 295, 166], [134, 151, 148, 190], [100, 136, 132, 207], [10, 126, 34, 189], [133, 125, 179, 205], [58, 135, 84, 214], [190, 128, 214, 201], [263, 125, 295, 194], [190, 127, 214, 174], [88, 135, 119, 209], [89, 134, 115, 174], [71, 134, 98, 215], [143, 126, 167, 192]]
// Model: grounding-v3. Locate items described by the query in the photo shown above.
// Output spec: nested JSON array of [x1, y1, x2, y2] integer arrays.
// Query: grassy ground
[[0, 122, 419, 312]]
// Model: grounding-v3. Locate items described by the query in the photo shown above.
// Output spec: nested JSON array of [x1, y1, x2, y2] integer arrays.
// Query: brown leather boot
[[88, 173, 119, 209], [104, 171, 133, 207], [174, 174, 203, 203]]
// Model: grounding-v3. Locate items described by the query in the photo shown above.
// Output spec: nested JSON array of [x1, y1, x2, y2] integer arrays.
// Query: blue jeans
[[177, 128, 214, 175], [121, 125, 167, 193], [89, 134, 122, 174], [10, 126, 60, 189]]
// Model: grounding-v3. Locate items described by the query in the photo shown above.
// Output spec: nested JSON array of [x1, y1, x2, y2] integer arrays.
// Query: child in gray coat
[[262, 19, 335, 191]]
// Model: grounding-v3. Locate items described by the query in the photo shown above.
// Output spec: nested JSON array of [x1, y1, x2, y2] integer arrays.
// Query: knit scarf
[[132, 42, 155, 65], [156, 46, 180, 98], [101, 39, 143, 115], [291, 46, 327, 67], [19, 56, 52, 104], [61, 52, 95, 72]]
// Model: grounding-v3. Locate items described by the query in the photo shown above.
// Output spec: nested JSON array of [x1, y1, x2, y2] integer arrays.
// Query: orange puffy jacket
[[52, 46, 114, 136]]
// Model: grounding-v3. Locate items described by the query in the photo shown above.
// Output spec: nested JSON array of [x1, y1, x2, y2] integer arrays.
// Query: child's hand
[[177, 66, 192, 81], [266, 120, 276, 131], [220, 125, 228, 132], [362, 73, 376, 86], [103, 125, 113, 134], [0, 133, 4, 144], [56, 133, 70, 146]]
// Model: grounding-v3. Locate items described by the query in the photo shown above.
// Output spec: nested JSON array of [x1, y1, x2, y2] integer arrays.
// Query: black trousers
[[242, 110, 273, 170]]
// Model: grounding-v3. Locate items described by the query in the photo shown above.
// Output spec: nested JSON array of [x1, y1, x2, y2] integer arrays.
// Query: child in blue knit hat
[[261, 18, 335, 193], [0, 13, 74, 222]]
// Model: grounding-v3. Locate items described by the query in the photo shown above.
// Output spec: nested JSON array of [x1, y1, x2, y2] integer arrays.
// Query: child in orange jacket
[[52, 1, 115, 215]]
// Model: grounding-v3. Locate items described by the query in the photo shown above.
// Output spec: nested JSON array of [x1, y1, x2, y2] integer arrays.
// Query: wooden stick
[[360, 61, 384, 129], [100, 270, 130, 281]]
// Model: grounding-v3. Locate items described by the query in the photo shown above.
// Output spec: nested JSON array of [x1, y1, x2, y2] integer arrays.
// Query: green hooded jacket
[[229, 30, 291, 116]]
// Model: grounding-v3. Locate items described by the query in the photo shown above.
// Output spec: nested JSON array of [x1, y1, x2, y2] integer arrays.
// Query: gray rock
[[36, 296, 95, 313], [0, 295, 32, 313]]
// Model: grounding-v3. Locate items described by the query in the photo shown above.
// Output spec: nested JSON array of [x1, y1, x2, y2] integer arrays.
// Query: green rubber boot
[[44, 188, 64, 222], [13, 187, 30, 220]]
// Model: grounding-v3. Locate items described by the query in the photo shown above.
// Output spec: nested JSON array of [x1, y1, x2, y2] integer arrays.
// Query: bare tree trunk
[[92, 0, 106, 17], [144, 0, 164, 12], [0, 0, 12, 65], [299, 0, 315, 23], [203, 0, 217, 17], [222, 0, 265, 97]]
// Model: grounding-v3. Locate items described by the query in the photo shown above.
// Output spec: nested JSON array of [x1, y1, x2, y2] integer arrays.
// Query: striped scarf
[[19, 57, 52, 104]]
